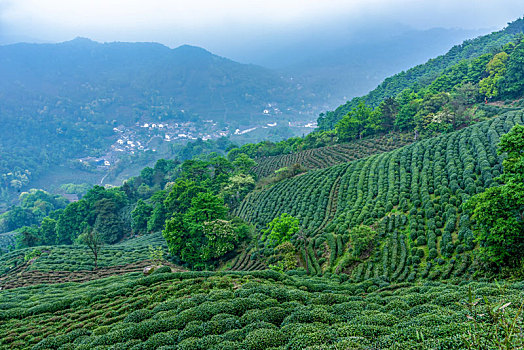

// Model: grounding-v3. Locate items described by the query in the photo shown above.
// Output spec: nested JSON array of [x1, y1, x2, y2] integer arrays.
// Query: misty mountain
[[0, 38, 319, 124], [0, 39, 323, 208], [278, 26, 491, 106]]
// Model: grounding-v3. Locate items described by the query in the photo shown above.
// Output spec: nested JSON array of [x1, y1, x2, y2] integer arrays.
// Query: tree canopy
[[465, 124, 524, 269]]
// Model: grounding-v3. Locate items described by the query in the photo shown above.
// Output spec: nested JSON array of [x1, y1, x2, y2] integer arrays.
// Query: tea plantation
[[0, 233, 170, 289], [253, 132, 413, 179], [1, 270, 523, 349], [237, 110, 524, 280]]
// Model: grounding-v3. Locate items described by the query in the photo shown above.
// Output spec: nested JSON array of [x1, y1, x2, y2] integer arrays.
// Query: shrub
[[153, 266, 172, 274], [242, 328, 286, 350]]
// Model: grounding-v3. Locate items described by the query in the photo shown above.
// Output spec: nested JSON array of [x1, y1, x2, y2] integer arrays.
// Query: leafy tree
[[221, 174, 255, 209], [349, 225, 376, 258], [40, 217, 57, 245], [498, 124, 524, 183], [394, 90, 420, 131], [378, 97, 399, 130], [187, 193, 228, 224], [162, 213, 192, 262], [335, 114, 362, 141], [131, 200, 153, 234], [163, 200, 248, 267], [140, 167, 155, 186], [465, 124, 524, 269], [15, 226, 40, 248], [500, 39, 524, 97], [200, 219, 239, 261], [56, 200, 90, 244], [147, 203, 168, 233], [78, 227, 104, 270], [93, 198, 125, 244], [335, 102, 372, 141], [262, 213, 299, 247], [479, 51, 509, 98], [232, 153, 257, 174], [164, 179, 206, 213], [0, 206, 37, 233]]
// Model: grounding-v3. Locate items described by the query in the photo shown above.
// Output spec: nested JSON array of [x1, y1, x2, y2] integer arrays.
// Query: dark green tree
[[187, 193, 228, 223], [93, 198, 125, 244], [131, 200, 153, 234], [465, 124, 524, 269], [40, 217, 57, 245]]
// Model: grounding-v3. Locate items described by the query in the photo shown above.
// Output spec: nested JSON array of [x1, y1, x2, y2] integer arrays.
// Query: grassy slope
[[237, 109, 524, 280]]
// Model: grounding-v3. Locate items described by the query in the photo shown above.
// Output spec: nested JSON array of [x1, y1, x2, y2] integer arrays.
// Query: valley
[[0, 13, 523, 350]]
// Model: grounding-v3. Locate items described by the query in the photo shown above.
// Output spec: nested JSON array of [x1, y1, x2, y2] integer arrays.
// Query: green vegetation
[[0, 232, 168, 275], [465, 124, 524, 270], [261, 213, 299, 247], [0, 189, 68, 234], [2, 271, 524, 349], [238, 110, 524, 280]]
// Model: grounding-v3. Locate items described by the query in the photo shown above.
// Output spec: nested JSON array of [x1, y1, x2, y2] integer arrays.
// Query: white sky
[[1, 0, 523, 51]]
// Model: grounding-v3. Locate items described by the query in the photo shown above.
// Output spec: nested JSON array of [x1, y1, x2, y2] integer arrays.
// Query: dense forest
[[1, 17, 524, 350]]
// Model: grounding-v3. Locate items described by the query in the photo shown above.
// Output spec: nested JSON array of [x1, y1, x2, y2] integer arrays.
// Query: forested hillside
[[317, 18, 524, 130], [0, 39, 318, 207]]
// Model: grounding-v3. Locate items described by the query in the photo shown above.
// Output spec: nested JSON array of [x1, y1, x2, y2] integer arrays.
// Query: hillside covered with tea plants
[[237, 110, 524, 280], [1, 18, 524, 350], [2, 270, 524, 350]]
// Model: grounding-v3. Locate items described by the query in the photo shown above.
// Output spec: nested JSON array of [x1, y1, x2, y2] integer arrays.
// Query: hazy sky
[[1, 0, 523, 56]]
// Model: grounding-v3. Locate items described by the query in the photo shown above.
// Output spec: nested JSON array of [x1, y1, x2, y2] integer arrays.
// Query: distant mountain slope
[[0, 38, 316, 124], [317, 18, 524, 130], [0, 39, 320, 207], [285, 27, 490, 107]]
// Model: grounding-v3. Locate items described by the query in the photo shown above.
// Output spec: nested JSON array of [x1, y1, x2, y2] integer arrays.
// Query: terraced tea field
[[238, 110, 524, 281], [1, 270, 523, 349], [253, 132, 413, 178], [0, 233, 170, 289]]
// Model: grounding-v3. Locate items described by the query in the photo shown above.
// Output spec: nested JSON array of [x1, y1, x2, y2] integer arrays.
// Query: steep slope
[[317, 18, 524, 130], [285, 27, 489, 107], [237, 110, 524, 280], [252, 132, 413, 178]]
